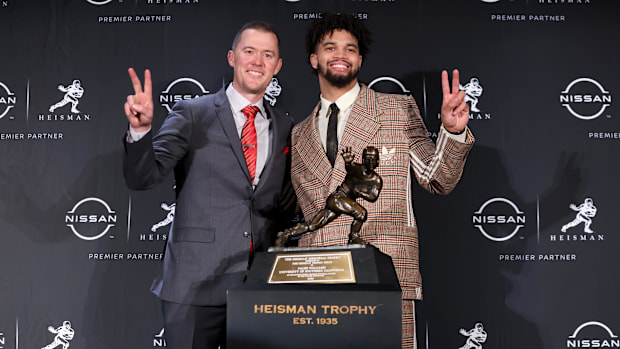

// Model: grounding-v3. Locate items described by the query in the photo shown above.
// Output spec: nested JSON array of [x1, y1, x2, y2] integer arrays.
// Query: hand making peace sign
[[440, 69, 470, 134], [124, 68, 154, 133]]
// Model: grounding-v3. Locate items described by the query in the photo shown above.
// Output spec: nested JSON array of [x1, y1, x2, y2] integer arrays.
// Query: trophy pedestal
[[227, 245, 402, 348]]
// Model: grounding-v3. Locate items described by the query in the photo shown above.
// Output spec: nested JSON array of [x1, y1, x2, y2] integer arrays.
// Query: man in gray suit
[[122, 21, 293, 349]]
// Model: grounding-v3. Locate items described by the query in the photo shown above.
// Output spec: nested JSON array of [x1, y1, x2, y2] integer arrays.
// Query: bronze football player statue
[[276, 146, 383, 247]]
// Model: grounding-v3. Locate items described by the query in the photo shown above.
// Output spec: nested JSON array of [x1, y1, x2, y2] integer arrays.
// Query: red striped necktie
[[241, 105, 259, 183]]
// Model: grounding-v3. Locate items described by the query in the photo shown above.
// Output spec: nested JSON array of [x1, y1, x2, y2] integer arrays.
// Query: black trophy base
[[227, 245, 402, 349]]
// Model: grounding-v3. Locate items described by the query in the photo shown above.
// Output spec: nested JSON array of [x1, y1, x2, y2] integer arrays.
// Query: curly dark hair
[[305, 13, 372, 58]]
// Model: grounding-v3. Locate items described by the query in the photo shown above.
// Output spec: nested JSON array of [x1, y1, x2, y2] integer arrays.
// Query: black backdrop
[[1, 0, 619, 348]]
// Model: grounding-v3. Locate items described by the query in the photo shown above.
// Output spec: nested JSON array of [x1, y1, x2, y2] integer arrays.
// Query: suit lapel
[[332, 84, 380, 189], [254, 101, 285, 194], [296, 102, 335, 189], [342, 84, 380, 152], [214, 88, 252, 183], [297, 85, 381, 192]]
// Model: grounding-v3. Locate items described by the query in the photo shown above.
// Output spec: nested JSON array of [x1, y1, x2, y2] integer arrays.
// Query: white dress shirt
[[316, 83, 360, 151]]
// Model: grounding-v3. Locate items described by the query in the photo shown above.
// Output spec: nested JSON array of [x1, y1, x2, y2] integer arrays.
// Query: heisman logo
[[550, 197, 604, 242], [439, 75, 490, 121], [264, 78, 282, 106], [42, 320, 75, 349], [49, 80, 84, 113], [459, 322, 487, 349], [460, 77, 484, 113], [151, 202, 176, 232], [561, 197, 597, 234]]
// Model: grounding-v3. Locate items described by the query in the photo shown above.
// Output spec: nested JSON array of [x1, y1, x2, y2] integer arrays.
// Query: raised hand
[[440, 69, 470, 134], [342, 146, 354, 163], [124, 68, 154, 133]]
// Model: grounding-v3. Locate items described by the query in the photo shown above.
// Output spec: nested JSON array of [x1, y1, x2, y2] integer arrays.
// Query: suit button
[[243, 232, 251, 238]]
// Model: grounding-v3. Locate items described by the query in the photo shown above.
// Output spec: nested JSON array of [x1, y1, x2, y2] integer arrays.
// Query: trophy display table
[[227, 245, 402, 348]]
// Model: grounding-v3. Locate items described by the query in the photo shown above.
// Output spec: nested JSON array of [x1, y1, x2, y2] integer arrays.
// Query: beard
[[318, 62, 359, 88]]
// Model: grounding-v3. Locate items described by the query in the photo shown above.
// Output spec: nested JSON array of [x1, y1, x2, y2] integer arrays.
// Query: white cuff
[[126, 126, 150, 143]]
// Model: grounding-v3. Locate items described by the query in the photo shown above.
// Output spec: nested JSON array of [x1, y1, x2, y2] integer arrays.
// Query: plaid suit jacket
[[291, 84, 474, 300]]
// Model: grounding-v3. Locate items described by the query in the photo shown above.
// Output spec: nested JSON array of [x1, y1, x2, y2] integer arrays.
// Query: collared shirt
[[226, 83, 271, 187], [316, 83, 361, 151]]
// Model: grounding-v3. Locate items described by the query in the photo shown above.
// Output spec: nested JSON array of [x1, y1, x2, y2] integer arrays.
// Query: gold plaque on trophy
[[267, 251, 356, 284]]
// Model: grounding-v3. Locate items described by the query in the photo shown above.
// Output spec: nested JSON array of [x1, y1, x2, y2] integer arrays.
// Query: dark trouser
[[162, 300, 227, 349]]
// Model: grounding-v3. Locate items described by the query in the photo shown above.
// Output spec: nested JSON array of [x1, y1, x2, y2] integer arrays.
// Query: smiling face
[[310, 29, 362, 90], [228, 28, 282, 103]]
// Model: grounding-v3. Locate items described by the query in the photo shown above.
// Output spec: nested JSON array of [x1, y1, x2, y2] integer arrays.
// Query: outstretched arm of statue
[[342, 146, 354, 164]]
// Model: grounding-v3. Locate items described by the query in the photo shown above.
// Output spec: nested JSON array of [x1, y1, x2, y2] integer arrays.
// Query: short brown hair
[[232, 21, 281, 53]]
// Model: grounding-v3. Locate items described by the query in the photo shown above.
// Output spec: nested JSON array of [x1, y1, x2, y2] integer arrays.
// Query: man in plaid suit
[[291, 14, 475, 348]]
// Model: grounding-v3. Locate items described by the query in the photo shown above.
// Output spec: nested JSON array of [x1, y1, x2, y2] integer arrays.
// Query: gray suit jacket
[[123, 87, 293, 306]]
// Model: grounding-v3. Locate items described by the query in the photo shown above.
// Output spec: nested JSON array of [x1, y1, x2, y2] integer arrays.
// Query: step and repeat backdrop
[[1, 0, 619, 348]]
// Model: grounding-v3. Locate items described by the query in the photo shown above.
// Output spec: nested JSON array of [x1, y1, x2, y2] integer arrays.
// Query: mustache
[[327, 60, 351, 66]]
